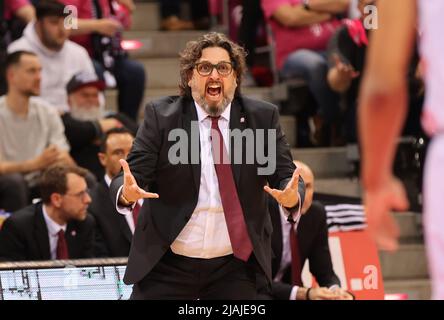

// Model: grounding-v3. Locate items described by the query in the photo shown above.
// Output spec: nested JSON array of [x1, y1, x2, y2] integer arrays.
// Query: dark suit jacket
[[89, 180, 132, 257], [0, 202, 95, 261], [269, 198, 340, 300], [110, 95, 305, 285]]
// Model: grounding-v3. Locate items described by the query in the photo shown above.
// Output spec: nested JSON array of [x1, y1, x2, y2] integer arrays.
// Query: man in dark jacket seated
[[0, 164, 95, 261], [260, 161, 354, 300], [89, 127, 136, 257]]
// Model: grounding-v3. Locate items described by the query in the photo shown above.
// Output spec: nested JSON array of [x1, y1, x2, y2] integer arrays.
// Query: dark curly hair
[[179, 32, 247, 97]]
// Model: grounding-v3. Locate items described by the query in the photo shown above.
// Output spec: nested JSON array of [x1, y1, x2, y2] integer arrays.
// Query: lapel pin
[[240, 117, 245, 123], [71, 230, 76, 237]]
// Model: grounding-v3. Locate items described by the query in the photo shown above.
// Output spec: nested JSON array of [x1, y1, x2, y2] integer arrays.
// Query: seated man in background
[[62, 71, 137, 180], [260, 161, 353, 300], [89, 128, 136, 257], [0, 164, 95, 261], [261, 0, 350, 146], [326, 0, 372, 144], [0, 51, 73, 200], [8, 0, 96, 113], [327, 0, 424, 144]]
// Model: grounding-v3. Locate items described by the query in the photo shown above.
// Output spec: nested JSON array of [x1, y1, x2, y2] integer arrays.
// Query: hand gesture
[[364, 175, 409, 251], [119, 159, 159, 203], [264, 167, 301, 208]]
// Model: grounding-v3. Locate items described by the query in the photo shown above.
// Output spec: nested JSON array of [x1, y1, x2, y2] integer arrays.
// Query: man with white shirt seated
[[0, 50, 74, 202], [88, 128, 136, 257], [0, 164, 95, 262]]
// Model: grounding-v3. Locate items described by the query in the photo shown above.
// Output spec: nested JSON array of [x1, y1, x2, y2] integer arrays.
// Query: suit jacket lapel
[[182, 98, 201, 192], [229, 98, 246, 186], [34, 203, 51, 260]]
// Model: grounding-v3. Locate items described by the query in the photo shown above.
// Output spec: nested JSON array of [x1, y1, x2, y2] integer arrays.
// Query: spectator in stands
[[62, 71, 138, 180], [1, 0, 36, 95], [0, 164, 95, 261], [326, 0, 372, 144], [327, 0, 424, 143], [89, 128, 135, 257], [261, 0, 349, 146], [0, 51, 74, 200], [59, 0, 145, 121], [258, 161, 354, 300], [8, 0, 96, 113], [159, 0, 210, 31]]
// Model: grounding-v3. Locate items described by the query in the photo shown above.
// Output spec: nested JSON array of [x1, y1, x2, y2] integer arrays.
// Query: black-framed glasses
[[194, 61, 233, 76], [63, 189, 90, 200]]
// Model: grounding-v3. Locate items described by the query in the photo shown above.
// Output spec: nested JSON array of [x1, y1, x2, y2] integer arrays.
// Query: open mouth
[[206, 82, 222, 98]]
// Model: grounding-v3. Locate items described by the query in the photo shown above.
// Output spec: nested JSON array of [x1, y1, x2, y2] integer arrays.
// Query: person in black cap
[[62, 71, 138, 180]]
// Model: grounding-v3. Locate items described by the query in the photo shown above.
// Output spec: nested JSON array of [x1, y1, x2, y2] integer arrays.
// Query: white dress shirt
[[274, 205, 300, 300], [170, 102, 233, 258], [116, 101, 301, 260], [42, 205, 67, 260]]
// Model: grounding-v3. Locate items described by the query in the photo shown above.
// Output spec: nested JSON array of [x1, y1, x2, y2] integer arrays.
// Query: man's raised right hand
[[119, 159, 159, 204]]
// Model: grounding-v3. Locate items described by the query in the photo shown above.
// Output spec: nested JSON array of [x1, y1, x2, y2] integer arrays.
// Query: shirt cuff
[[290, 286, 299, 300], [281, 192, 302, 223], [115, 185, 136, 215]]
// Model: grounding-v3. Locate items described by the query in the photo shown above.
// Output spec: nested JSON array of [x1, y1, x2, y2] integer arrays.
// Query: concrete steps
[[124, 31, 207, 59], [384, 279, 431, 300], [379, 243, 428, 280], [315, 177, 361, 196], [130, 2, 160, 32], [292, 147, 353, 178], [138, 57, 180, 88]]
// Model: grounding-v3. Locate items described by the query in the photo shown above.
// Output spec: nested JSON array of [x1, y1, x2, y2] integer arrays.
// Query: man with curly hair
[[110, 32, 305, 299]]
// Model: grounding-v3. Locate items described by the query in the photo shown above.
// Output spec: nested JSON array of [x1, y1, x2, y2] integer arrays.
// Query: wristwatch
[[303, 0, 311, 11]]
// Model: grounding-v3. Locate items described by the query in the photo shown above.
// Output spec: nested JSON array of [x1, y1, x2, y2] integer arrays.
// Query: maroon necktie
[[56, 229, 69, 260], [132, 202, 141, 226], [210, 116, 253, 262], [289, 222, 302, 286]]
